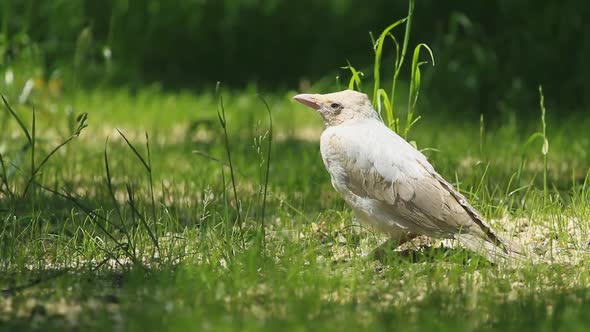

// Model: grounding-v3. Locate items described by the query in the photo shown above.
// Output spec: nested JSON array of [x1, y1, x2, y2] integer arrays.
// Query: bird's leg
[[369, 232, 419, 261]]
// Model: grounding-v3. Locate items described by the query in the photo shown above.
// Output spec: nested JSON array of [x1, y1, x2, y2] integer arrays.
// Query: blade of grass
[[388, 0, 414, 124], [30, 104, 35, 198], [144, 132, 159, 249], [258, 94, 273, 247], [116, 129, 150, 171], [1, 95, 32, 144], [216, 83, 241, 230], [405, 43, 435, 139], [0, 153, 13, 199], [538, 85, 549, 201], [372, 17, 408, 106], [341, 61, 364, 91]]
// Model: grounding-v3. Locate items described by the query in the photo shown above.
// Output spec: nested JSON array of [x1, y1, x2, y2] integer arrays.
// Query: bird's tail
[[455, 232, 528, 264]]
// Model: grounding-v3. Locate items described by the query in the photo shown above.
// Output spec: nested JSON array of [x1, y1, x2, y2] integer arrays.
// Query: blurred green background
[[1, 0, 589, 114]]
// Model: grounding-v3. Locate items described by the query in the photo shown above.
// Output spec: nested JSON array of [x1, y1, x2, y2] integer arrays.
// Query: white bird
[[293, 89, 524, 262]]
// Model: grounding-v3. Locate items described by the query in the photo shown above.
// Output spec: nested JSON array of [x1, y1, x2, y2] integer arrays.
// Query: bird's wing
[[423, 165, 508, 249], [328, 121, 502, 244]]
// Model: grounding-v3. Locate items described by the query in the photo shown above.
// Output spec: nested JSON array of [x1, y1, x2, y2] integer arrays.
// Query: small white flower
[[19, 79, 35, 104], [5, 69, 14, 86], [102, 46, 112, 60]]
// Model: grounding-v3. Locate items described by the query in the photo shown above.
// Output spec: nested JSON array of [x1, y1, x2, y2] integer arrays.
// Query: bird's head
[[293, 89, 380, 126]]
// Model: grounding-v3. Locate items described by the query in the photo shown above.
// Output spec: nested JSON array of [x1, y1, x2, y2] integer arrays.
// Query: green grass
[[1, 85, 590, 331], [2, 0, 590, 329]]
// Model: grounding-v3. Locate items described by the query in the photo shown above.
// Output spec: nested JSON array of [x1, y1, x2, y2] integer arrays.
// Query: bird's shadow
[[373, 245, 494, 267]]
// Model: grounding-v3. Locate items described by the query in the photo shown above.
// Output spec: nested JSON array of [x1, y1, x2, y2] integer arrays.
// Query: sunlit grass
[[1, 84, 590, 330]]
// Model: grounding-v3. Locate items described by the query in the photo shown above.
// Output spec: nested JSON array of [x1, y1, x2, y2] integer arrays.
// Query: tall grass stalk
[[348, 0, 434, 139], [405, 43, 434, 139], [257, 95, 273, 248], [479, 114, 485, 158], [215, 83, 242, 232], [538, 86, 549, 200], [30, 105, 35, 199], [524, 86, 549, 202], [0, 154, 12, 199], [372, 17, 407, 109]]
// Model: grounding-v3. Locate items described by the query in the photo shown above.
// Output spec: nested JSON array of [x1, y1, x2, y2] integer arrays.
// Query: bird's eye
[[330, 103, 341, 110]]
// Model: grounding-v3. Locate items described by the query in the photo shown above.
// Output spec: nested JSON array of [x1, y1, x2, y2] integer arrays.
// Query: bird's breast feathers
[[320, 118, 431, 188]]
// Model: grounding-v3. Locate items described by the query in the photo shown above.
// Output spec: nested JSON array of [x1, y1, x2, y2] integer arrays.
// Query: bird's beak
[[293, 94, 321, 110]]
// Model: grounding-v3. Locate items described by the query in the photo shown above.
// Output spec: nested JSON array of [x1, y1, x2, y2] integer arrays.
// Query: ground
[[1, 88, 590, 331]]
